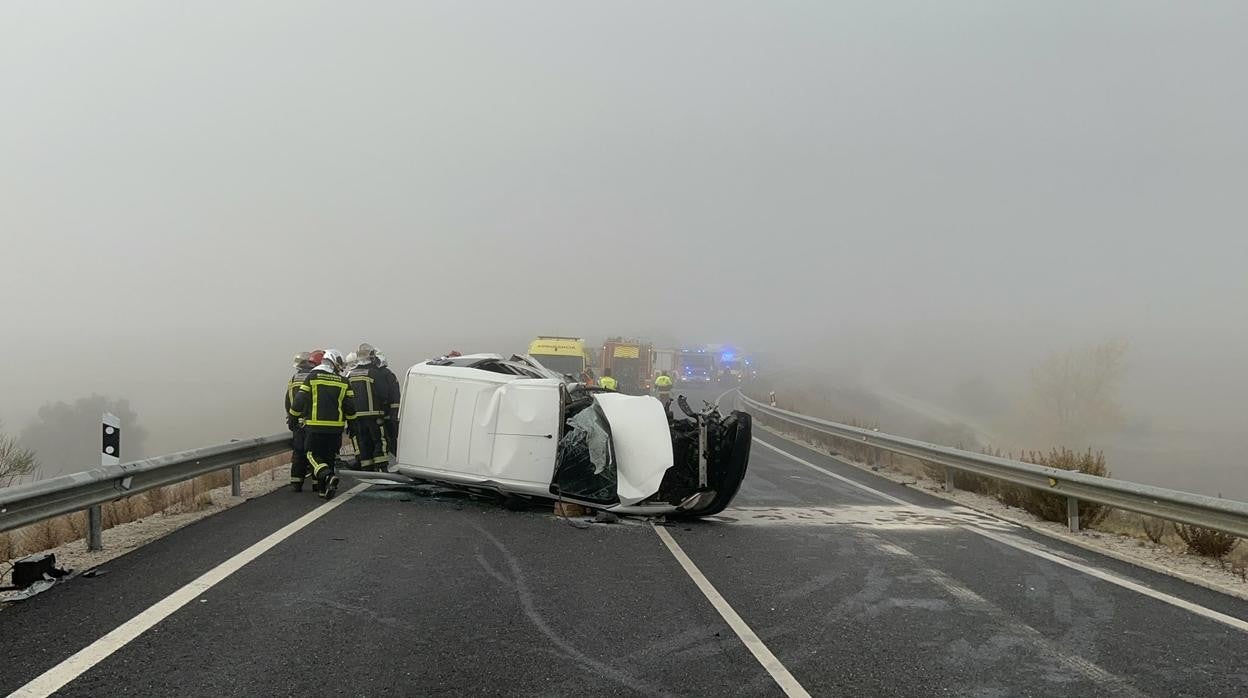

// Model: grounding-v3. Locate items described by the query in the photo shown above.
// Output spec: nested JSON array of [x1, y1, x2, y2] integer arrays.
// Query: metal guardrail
[[0, 434, 290, 548], [737, 392, 1248, 539]]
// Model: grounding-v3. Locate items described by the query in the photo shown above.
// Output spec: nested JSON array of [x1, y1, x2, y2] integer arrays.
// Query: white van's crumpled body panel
[[489, 381, 562, 486], [396, 363, 560, 497], [592, 392, 673, 505]]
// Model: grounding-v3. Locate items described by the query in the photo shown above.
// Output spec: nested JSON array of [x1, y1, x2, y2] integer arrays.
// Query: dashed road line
[[653, 524, 812, 698]]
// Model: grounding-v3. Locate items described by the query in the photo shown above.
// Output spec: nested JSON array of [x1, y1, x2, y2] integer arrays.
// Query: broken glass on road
[[552, 404, 616, 504]]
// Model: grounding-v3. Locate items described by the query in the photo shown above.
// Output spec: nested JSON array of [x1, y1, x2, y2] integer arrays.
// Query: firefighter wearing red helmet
[[289, 349, 356, 499]]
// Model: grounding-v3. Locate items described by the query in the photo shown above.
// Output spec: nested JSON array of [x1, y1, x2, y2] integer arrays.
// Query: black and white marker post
[[90, 413, 121, 551]]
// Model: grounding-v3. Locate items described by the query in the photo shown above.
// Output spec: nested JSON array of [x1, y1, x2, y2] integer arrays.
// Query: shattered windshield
[[551, 404, 616, 504]]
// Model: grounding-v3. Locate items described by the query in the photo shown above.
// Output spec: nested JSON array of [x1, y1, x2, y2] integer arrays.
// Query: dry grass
[[1097, 509, 1247, 571], [1142, 515, 1167, 544], [0, 452, 288, 562], [994, 448, 1112, 529], [1175, 524, 1240, 560]]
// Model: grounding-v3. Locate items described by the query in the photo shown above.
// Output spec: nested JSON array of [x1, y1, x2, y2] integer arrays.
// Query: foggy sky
[[2, 2, 1246, 484]]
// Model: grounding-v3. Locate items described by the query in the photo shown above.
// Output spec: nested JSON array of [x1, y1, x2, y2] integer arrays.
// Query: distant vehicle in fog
[[527, 336, 590, 381], [600, 337, 654, 395], [678, 347, 717, 385], [652, 348, 678, 384]]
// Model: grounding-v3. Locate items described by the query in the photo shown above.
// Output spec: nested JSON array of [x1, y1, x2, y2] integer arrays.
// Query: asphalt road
[[1, 384, 1246, 696]]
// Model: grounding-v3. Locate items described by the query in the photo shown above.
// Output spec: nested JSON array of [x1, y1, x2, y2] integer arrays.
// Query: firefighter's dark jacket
[[348, 363, 398, 418], [377, 365, 401, 418], [285, 368, 312, 421], [290, 367, 357, 431]]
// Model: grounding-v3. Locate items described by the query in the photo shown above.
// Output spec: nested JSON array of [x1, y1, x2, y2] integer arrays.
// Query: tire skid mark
[[469, 523, 674, 698]]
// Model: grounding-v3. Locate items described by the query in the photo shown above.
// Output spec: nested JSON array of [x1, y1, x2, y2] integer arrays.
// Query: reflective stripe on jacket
[[377, 365, 401, 418], [286, 369, 311, 416], [347, 363, 393, 417], [290, 368, 357, 430]]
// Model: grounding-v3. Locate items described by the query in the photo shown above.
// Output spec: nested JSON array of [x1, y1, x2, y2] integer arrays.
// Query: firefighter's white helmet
[[322, 349, 346, 372]]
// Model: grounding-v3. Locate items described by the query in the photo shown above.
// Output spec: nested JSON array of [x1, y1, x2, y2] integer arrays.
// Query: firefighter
[[375, 351, 401, 459], [285, 351, 316, 491], [289, 349, 355, 498], [654, 370, 674, 406], [599, 369, 618, 391], [342, 350, 360, 457], [346, 343, 395, 472]]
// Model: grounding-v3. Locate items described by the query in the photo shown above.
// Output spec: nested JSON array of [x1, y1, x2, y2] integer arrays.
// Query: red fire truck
[[600, 337, 655, 395]]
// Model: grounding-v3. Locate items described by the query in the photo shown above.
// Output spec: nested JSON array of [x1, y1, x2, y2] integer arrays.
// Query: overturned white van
[[387, 354, 751, 516]]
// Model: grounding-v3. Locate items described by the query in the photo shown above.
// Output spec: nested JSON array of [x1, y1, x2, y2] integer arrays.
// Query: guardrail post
[[231, 464, 242, 497], [1067, 496, 1080, 532], [88, 505, 103, 551], [944, 466, 955, 493]]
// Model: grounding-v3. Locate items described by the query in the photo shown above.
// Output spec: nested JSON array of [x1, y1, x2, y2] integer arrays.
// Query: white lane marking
[[10, 483, 370, 698], [653, 524, 812, 698], [869, 537, 1145, 696], [969, 526, 1248, 633], [758, 435, 1248, 634], [753, 437, 908, 505]]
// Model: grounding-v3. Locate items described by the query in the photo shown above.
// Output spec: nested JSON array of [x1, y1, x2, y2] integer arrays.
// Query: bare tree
[[1, 421, 39, 487], [1024, 340, 1128, 447]]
